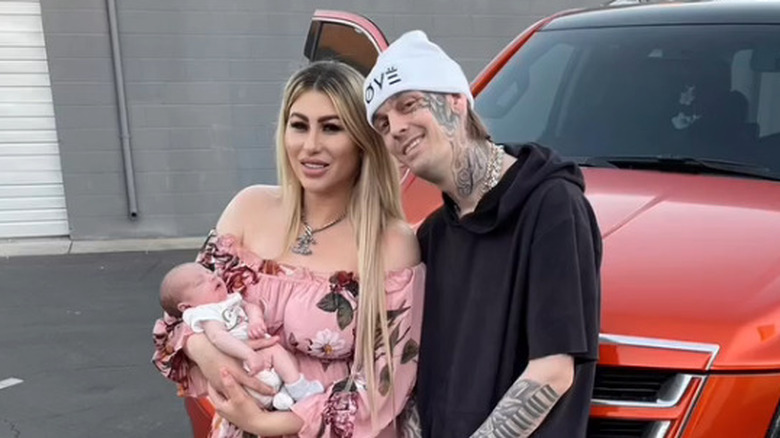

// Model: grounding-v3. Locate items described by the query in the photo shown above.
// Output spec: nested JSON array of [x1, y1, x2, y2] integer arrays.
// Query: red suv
[[186, 2, 780, 436]]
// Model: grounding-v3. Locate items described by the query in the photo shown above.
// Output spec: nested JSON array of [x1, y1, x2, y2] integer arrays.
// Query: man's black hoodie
[[416, 143, 602, 437]]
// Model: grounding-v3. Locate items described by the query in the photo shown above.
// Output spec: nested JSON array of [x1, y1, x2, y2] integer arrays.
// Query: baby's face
[[183, 265, 229, 307]]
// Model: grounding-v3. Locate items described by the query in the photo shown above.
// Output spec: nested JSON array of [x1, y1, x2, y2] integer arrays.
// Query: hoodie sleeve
[[525, 181, 602, 362]]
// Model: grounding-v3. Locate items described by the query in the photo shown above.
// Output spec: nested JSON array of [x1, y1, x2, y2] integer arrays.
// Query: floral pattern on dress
[[152, 230, 424, 438], [319, 387, 358, 438], [312, 298, 421, 436], [151, 312, 191, 395], [315, 272, 359, 331], [197, 230, 283, 294], [309, 329, 348, 358], [373, 300, 419, 395]]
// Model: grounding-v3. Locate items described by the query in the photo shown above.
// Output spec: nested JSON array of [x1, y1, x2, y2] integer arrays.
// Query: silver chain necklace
[[482, 143, 505, 195], [291, 212, 346, 256]]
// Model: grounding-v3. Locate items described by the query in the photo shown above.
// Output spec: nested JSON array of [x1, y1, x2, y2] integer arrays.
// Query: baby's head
[[159, 262, 228, 317]]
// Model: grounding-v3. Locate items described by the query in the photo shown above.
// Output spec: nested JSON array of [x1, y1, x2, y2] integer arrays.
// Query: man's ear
[[448, 93, 469, 115]]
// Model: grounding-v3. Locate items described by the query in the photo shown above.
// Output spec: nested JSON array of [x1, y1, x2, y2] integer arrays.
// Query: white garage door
[[0, 1, 68, 238]]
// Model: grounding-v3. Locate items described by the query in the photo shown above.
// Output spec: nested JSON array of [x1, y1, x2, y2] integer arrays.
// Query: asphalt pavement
[[0, 249, 199, 438]]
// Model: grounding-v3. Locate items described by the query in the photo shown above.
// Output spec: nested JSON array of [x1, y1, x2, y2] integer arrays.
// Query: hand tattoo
[[470, 380, 561, 438], [420, 92, 490, 197]]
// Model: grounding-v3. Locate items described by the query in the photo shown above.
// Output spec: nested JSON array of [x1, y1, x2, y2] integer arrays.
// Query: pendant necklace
[[291, 211, 346, 256]]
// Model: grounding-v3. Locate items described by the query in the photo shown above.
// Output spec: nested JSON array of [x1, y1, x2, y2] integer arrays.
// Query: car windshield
[[475, 24, 780, 179]]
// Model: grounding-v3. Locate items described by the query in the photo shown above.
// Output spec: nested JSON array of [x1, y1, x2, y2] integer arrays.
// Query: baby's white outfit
[[182, 293, 322, 410]]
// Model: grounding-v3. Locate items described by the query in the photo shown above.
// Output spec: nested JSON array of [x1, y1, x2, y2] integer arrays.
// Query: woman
[[152, 61, 424, 437]]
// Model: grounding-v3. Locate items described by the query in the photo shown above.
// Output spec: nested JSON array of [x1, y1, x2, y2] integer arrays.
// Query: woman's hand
[[208, 368, 305, 436], [184, 333, 278, 395], [208, 369, 267, 430]]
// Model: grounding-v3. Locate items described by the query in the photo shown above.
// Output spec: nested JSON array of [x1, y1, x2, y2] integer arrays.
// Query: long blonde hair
[[275, 61, 405, 419]]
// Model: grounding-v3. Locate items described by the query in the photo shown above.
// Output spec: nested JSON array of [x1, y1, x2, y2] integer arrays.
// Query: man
[[363, 31, 602, 437]]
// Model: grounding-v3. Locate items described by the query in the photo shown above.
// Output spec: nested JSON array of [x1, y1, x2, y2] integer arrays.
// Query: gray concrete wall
[[39, 0, 600, 240]]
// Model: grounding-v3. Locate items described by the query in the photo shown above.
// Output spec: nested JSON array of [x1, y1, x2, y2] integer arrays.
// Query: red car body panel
[[587, 169, 780, 370]]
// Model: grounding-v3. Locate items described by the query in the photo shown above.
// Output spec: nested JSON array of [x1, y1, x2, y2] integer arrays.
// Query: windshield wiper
[[575, 155, 780, 182]]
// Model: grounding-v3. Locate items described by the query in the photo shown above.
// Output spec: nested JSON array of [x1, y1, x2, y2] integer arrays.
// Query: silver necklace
[[482, 143, 505, 195], [291, 212, 346, 256]]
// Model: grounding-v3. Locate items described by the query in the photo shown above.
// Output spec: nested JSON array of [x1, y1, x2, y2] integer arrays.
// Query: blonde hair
[[466, 106, 490, 141], [275, 61, 405, 421]]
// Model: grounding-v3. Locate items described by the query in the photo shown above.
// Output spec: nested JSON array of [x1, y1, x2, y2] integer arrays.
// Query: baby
[[159, 262, 323, 410]]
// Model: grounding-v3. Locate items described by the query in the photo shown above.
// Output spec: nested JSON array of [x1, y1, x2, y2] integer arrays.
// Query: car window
[[307, 21, 379, 76], [480, 43, 574, 142], [756, 70, 780, 138], [476, 24, 780, 177]]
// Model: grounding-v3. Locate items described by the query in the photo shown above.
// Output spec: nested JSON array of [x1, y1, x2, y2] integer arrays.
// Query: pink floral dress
[[152, 232, 425, 438]]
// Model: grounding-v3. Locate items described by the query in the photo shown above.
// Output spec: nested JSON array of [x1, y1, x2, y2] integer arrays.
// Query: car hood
[[585, 168, 780, 370]]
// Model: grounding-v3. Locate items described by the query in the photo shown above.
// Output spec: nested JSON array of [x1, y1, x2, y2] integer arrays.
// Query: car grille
[[587, 419, 652, 437], [588, 418, 671, 438], [593, 366, 678, 403], [592, 334, 718, 437]]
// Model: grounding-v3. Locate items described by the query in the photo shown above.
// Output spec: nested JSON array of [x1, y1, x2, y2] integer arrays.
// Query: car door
[[304, 10, 388, 76], [305, 10, 443, 225]]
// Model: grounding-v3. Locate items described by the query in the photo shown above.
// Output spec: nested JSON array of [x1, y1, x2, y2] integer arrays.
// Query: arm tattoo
[[420, 92, 490, 197], [470, 380, 561, 438]]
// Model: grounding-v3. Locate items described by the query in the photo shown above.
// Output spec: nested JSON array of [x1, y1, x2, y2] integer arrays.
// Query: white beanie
[[363, 30, 473, 125]]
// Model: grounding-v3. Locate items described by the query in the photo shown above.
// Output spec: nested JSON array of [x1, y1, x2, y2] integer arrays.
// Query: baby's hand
[[244, 353, 270, 376], [248, 321, 267, 340]]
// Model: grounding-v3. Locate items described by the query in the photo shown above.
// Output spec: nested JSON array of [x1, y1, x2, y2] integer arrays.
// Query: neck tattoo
[[482, 143, 505, 195], [291, 211, 346, 256]]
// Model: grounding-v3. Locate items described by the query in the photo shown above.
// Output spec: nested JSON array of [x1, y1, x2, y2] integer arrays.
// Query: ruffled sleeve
[[151, 230, 261, 397], [291, 263, 426, 438], [152, 311, 199, 397]]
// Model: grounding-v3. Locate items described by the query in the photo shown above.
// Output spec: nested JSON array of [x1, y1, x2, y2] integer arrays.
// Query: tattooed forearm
[[470, 380, 561, 438]]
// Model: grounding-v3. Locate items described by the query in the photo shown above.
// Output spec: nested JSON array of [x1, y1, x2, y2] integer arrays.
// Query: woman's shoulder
[[233, 185, 282, 207], [216, 185, 283, 236], [383, 218, 421, 272]]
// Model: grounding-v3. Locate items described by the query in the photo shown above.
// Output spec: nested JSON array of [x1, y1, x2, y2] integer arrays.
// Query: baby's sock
[[248, 369, 283, 408], [285, 375, 325, 401], [255, 369, 282, 391], [272, 388, 295, 411]]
